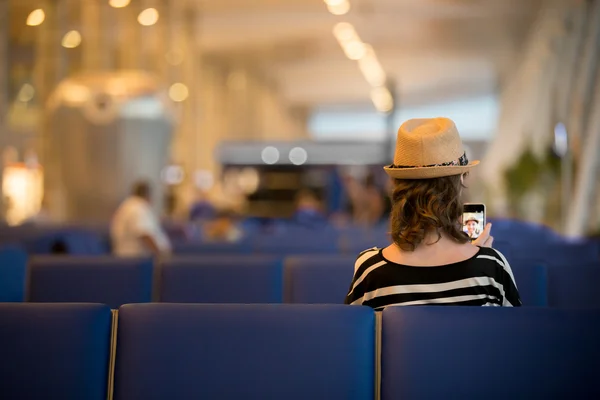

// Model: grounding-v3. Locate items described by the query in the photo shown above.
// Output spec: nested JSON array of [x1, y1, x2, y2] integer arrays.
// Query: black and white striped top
[[345, 247, 521, 309]]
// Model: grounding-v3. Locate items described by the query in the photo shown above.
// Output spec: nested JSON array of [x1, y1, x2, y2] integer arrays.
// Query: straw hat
[[384, 117, 479, 179]]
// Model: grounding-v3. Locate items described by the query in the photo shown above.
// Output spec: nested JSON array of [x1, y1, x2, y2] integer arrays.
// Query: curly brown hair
[[389, 175, 468, 251]]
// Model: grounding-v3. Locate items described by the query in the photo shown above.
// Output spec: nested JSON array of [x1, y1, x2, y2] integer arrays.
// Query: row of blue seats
[[1, 249, 599, 308], [3, 220, 598, 263], [1, 303, 598, 399]]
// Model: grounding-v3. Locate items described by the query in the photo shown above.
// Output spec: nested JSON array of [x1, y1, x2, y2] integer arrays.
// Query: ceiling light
[[169, 83, 189, 102], [261, 147, 280, 165], [26, 9, 45, 26], [161, 165, 185, 185], [109, 0, 131, 8], [370, 87, 394, 113], [61, 30, 82, 49], [138, 8, 159, 26], [327, 0, 350, 16], [194, 170, 214, 190], [358, 45, 387, 86], [289, 147, 308, 166], [333, 22, 358, 43], [343, 41, 366, 60]]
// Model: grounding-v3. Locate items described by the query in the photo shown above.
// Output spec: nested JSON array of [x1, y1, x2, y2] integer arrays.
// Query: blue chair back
[[160, 256, 283, 303], [0, 303, 112, 400], [339, 228, 389, 254], [510, 263, 548, 306], [547, 264, 600, 308], [253, 230, 340, 254], [514, 241, 599, 267], [284, 255, 355, 304], [114, 304, 375, 400], [25, 227, 107, 255], [172, 240, 252, 255], [381, 307, 600, 399], [29, 257, 153, 309], [0, 245, 27, 302]]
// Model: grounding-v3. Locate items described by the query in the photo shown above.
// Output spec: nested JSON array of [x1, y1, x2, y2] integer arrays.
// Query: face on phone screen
[[462, 204, 485, 240]]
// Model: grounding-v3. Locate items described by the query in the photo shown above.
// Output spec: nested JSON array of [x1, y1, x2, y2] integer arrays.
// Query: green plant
[[503, 146, 562, 220]]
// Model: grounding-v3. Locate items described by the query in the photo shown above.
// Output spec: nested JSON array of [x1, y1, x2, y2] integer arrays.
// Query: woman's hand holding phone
[[472, 223, 494, 247]]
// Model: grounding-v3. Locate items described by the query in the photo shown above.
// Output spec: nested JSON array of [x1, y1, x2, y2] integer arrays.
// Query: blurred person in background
[[344, 174, 386, 226], [189, 189, 216, 222], [345, 117, 521, 308], [202, 208, 244, 243], [111, 181, 171, 257], [293, 189, 327, 228]]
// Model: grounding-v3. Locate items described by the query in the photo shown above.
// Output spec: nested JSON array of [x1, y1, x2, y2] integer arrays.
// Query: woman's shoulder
[[473, 246, 511, 269], [357, 247, 381, 258], [354, 247, 384, 271]]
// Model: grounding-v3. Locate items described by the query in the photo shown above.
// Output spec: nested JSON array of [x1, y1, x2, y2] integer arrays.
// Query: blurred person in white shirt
[[110, 181, 171, 257]]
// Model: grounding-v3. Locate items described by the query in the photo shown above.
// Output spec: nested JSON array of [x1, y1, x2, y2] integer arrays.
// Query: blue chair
[[0, 245, 27, 302], [547, 264, 600, 308], [253, 230, 340, 255], [339, 229, 389, 254], [284, 255, 355, 304], [510, 263, 548, 306], [172, 240, 253, 255], [0, 303, 112, 400], [513, 241, 599, 267], [161, 256, 284, 303], [29, 257, 153, 309], [381, 307, 600, 399], [492, 240, 512, 261], [114, 304, 375, 400]]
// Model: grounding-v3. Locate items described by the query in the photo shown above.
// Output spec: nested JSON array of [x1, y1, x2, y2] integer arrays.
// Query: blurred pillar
[[567, 0, 600, 160], [0, 0, 8, 218], [81, 0, 108, 70], [566, 64, 600, 237], [556, 3, 588, 230], [117, 0, 141, 69], [566, 0, 600, 237], [153, 0, 168, 78], [0, 0, 8, 131], [480, 0, 571, 217], [168, 0, 207, 209], [35, 0, 67, 220], [254, 71, 308, 141], [139, 0, 163, 73], [34, 1, 63, 105]]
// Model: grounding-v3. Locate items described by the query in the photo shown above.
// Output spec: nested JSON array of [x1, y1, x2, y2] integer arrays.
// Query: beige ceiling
[[9, 0, 543, 108], [199, 0, 542, 107]]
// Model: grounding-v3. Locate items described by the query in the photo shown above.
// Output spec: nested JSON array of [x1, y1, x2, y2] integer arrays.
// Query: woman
[[345, 118, 521, 308]]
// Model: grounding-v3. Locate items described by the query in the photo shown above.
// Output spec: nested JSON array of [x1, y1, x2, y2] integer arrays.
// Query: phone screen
[[462, 203, 485, 240]]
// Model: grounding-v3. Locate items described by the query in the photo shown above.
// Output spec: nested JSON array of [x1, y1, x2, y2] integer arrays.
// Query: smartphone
[[462, 203, 486, 241]]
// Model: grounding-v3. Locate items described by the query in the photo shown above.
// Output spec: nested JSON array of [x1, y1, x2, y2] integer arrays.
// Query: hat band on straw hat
[[387, 152, 469, 170]]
